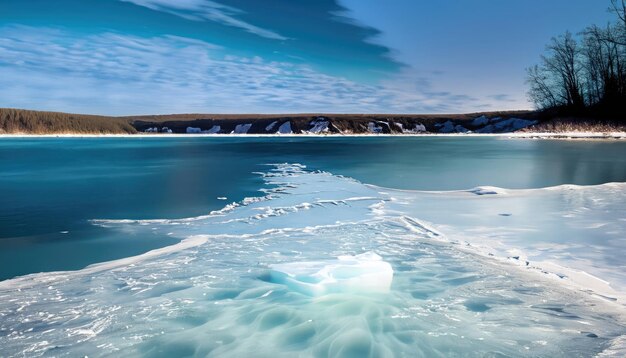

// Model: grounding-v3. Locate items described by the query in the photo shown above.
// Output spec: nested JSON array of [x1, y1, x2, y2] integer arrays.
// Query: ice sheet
[[0, 163, 624, 357]]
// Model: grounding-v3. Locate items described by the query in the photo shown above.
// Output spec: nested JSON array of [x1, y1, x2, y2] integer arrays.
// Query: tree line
[[0, 108, 137, 134], [527, 0, 626, 118]]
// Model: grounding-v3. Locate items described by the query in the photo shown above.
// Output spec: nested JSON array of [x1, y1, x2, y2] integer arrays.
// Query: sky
[[0, 0, 616, 115]]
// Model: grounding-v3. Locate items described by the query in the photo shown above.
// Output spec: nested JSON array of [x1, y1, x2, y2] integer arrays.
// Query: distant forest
[[0, 108, 136, 134], [527, 0, 626, 120]]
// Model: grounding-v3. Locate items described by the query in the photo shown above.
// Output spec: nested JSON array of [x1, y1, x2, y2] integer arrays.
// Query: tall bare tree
[[526, 65, 558, 109], [610, 0, 626, 30], [527, 0, 626, 117], [528, 32, 584, 109]]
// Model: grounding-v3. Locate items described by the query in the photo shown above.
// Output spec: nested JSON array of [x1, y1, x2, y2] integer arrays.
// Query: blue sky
[[0, 0, 615, 115]]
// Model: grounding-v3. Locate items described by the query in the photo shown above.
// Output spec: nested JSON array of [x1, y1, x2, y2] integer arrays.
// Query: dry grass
[[523, 117, 626, 133]]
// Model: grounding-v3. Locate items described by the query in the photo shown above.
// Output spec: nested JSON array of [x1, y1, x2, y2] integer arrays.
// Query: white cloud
[[120, 0, 288, 40], [0, 26, 506, 115]]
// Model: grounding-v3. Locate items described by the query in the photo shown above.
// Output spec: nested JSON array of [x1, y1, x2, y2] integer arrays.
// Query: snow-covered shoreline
[[1, 131, 625, 139]]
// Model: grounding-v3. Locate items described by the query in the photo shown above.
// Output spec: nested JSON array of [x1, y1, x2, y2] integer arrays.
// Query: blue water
[[1, 137, 625, 357]]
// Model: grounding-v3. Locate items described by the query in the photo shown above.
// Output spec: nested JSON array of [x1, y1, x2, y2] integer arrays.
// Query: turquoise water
[[1, 137, 625, 356]]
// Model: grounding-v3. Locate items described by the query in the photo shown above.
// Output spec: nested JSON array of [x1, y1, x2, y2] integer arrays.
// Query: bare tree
[[527, 0, 626, 115], [539, 32, 585, 108], [526, 65, 558, 109], [610, 0, 626, 29]]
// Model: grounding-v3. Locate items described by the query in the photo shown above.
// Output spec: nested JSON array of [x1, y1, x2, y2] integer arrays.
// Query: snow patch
[[277, 121, 292, 134], [265, 121, 278, 132], [413, 123, 427, 132], [439, 121, 468, 133], [308, 119, 329, 134], [232, 123, 252, 134], [438, 121, 455, 133], [472, 115, 490, 127], [597, 335, 626, 357], [455, 125, 470, 133], [368, 122, 384, 134], [396, 123, 426, 133], [202, 125, 220, 134], [186, 127, 201, 134]]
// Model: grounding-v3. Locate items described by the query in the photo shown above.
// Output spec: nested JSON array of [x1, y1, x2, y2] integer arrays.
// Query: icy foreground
[[388, 182, 626, 302], [270, 252, 393, 296], [0, 164, 625, 357]]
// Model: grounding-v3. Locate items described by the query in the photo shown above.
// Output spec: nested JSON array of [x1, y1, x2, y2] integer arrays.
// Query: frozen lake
[[0, 137, 625, 356]]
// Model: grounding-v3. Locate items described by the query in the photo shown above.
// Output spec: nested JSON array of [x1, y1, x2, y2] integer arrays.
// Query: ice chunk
[[308, 120, 329, 134], [476, 124, 495, 133], [203, 125, 220, 134], [439, 121, 468, 133], [397, 123, 426, 133], [232, 123, 252, 134], [413, 123, 426, 132], [277, 121, 292, 134], [269, 252, 393, 296], [472, 115, 490, 126], [438, 121, 456, 133], [186, 127, 201, 133], [454, 125, 470, 133], [476, 118, 537, 133], [507, 118, 537, 131], [468, 186, 508, 195]]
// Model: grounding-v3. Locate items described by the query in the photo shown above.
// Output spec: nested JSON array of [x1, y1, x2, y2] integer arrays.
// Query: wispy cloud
[[0, 26, 502, 115], [487, 94, 516, 102], [120, 0, 288, 40]]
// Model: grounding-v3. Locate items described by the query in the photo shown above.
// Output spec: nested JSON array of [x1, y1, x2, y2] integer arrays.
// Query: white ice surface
[[269, 252, 393, 296], [0, 163, 624, 357], [381, 182, 626, 305]]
